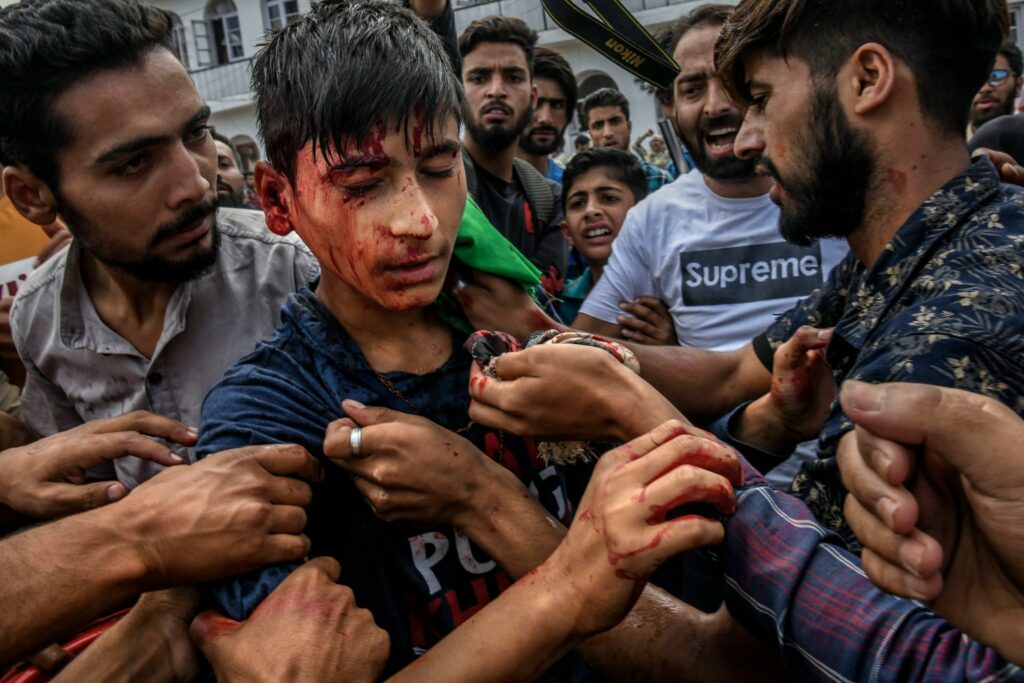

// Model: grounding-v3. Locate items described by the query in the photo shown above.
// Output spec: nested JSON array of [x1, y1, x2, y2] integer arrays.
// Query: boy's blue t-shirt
[[555, 268, 594, 324], [197, 287, 592, 678]]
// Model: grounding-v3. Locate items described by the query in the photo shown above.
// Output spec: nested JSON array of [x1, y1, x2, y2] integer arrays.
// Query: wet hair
[[0, 0, 175, 189], [1000, 41, 1024, 77], [561, 147, 648, 210], [252, 0, 465, 182], [458, 15, 537, 70], [715, 0, 1009, 136], [211, 129, 242, 168], [578, 88, 631, 129]]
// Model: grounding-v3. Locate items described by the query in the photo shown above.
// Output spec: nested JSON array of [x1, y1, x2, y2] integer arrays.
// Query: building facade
[[149, 0, 732, 167], [147, 0, 1024, 167]]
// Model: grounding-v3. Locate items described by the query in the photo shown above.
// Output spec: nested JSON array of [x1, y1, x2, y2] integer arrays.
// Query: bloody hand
[[468, 343, 682, 442], [191, 557, 389, 683], [545, 419, 741, 635]]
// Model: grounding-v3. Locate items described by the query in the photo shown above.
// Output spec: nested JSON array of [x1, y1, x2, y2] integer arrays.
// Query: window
[[204, 0, 245, 65], [168, 13, 190, 68], [193, 20, 213, 67], [264, 0, 301, 31]]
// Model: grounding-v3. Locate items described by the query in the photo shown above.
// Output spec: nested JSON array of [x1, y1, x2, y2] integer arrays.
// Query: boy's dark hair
[[578, 88, 631, 129], [253, 0, 465, 182], [715, 0, 1009, 135], [0, 0, 175, 188], [574, 133, 590, 147], [534, 47, 578, 120], [1000, 41, 1024, 78], [458, 16, 537, 70], [561, 147, 648, 210], [211, 129, 242, 168]]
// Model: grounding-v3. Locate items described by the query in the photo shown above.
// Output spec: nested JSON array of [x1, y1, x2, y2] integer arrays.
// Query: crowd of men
[[0, 0, 1022, 680]]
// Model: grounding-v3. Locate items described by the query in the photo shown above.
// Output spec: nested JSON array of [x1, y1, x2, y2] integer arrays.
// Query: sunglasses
[[989, 68, 1018, 86]]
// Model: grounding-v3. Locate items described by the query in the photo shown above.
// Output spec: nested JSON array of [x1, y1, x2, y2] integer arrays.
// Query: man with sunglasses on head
[[968, 41, 1023, 137]]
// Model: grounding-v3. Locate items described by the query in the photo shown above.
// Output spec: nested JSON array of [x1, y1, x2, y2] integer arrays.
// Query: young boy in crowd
[[194, 2, 705, 680], [556, 148, 675, 345]]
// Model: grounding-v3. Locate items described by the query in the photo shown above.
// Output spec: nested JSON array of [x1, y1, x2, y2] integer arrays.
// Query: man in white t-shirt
[[575, 5, 846, 486]]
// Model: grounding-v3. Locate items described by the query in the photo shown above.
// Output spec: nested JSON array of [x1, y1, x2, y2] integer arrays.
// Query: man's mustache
[[149, 196, 218, 247]]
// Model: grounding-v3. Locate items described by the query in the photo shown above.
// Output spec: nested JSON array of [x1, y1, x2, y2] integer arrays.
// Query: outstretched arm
[[390, 421, 775, 683], [0, 444, 320, 669]]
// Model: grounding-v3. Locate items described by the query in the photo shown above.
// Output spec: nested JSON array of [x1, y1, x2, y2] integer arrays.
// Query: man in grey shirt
[[1, 1, 318, 489]]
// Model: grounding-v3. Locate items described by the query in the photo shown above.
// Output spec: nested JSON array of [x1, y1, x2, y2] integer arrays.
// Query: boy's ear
[[255, 161, 295, 236], [559, 219, 574, 246], [2, 166, 59, 226]]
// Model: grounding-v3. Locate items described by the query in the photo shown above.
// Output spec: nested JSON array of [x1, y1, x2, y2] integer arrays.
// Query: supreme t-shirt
[[581, 170, 848, 351]]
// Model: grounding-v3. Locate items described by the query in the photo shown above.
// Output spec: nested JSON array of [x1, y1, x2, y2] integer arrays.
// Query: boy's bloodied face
[[285, 116, 465, 311]]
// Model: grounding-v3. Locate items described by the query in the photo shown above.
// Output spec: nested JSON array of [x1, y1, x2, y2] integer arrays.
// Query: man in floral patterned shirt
[[469, 0, 1024, 549]]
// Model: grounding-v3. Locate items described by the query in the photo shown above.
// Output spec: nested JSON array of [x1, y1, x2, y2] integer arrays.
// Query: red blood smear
[[887, 168, 907, 194]]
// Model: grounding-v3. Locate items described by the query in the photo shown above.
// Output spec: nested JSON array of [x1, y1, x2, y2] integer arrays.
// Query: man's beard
[[217, 180, 245, 208], [466, 103, 533, 153], [59, 195, 222, 283], [762, 84, 876, 247], [518, 124, 562, 156], [971, 93, 1015, 131], [677, 111, 758, 181]]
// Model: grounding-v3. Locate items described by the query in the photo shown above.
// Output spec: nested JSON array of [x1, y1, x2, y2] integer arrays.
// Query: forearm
[[724, 470, 1022, 680], [389, 560, 584, 683], [0, 509, 147, 668], [579, 587, 785, 683], [455, 467, 566, 578], [457, 463, 781, 682], [628, 344, 769, 426], [730, 396, 804, 456], [52, 605, 189, 683]]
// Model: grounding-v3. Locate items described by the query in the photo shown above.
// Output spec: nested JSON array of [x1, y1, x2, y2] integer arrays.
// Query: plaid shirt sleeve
[[720, 458, 1024, 682]]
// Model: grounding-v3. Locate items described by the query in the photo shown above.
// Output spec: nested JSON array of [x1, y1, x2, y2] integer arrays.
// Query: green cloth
[[434, 196, 542, 333]]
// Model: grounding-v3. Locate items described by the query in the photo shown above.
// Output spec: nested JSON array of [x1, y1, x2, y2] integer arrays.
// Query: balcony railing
[[453, 0, 687, 35], [190, 58, 253, 104]]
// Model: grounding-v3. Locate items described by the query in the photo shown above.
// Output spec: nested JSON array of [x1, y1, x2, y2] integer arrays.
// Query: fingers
[[298, 555, 342, 583], [190, 610, 242, 650], [837, 428, 919, 535], [71, 431, 187, 471], [840, 381, 1024, 478], [34, 227, 73, 266], [859, 541, 944, 602], [775, 326, 832, 368], [47, 480, 132, 514], [642, 464, 736, 518], [621, 426, 742, 489], [999, 161, 1024, 186], [242, 444, 323, 482], [92, 411, 198, 446], [261, 533, 313, 565], [265, 504, 309, 534], [844, 494, 943, 591], [263, 474, 314, 507], [341, 399, 412, 428]]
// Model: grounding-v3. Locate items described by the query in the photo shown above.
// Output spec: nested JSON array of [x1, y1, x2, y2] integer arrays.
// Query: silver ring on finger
[[350, 427, 363, 456]]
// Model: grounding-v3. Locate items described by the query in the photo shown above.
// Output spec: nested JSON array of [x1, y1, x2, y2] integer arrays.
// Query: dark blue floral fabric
[[761, 158, 1024, 546]]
